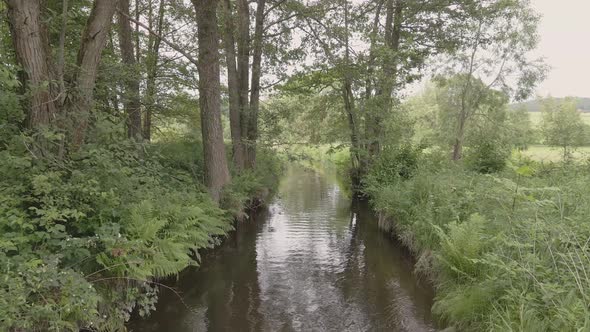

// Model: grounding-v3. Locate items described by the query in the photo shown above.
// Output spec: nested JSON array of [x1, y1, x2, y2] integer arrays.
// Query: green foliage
[[364, 145, 423, 189], [0, 119, 238, 330], [464, 128, 511, 174], [507, 107, 537, 149], [514, 96, 590, 113], [540, 97, 588, 160], [260, 93, 349, 147], [0, 65, 24, 142], [149, 137, 205, 183], [411, 75, 513, 173], [366, 155, 590, 331], [220, 149, 283, 218]]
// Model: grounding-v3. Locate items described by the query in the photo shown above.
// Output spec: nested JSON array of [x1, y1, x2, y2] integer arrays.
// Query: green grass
[[366, 149, 590, 331], [528, 111, 590, 126], [524, 112, 590, 162], [520, 145, 590, 162]]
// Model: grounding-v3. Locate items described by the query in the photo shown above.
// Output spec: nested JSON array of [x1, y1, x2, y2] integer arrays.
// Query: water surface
[[130, 166, 435, 331]]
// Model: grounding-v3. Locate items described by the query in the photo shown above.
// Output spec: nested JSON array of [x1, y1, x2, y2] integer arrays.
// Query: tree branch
[[116, 9, 199, 67]]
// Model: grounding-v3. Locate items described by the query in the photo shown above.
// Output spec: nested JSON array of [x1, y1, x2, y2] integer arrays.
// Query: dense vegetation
[[0, 0, 282, 330], [2, 0, 588, 330], [255, 0, 590, 328], [0, 65, 281, 330], [365, 148, 590, 331]]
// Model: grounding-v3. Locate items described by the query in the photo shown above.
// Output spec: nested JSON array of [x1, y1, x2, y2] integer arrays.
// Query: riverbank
[[0, 137, 282, 331], [130, 165, 436, 331], [363, 148, 590, 331]]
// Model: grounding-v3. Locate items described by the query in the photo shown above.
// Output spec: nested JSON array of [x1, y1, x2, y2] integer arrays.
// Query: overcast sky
[[532, 0, 590, 98]]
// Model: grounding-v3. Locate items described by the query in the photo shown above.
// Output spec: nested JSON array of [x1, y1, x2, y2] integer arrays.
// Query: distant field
[[519, 145, 590, 162], [523, 112, 590, 161], [528, 111, 590, 126]]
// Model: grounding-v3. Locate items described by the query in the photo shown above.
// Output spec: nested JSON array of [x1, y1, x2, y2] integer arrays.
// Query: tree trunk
[[6, 0, 58, 129], [343, 83, 361, 181], [247, 0, 266, 168], [192, 0, 231, 202], [118, 0, 142, 141], [453, 20, 482, 161], [369, 0, 402, 160], [342, 0, 361, 188], [362, 0, 383, 173], [144, 0, 165, 141], [236, 0, 250, 154], [70, 0, 118, 148], [134, 0, 140, 63], [452, 114, 466, 161], [221, 0, 245, 171], [7, 0, 117, 149]]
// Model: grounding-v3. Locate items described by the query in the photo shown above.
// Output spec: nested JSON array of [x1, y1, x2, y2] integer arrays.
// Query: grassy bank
[[0, 132, 282, 331], [364, 149, 590, 331]]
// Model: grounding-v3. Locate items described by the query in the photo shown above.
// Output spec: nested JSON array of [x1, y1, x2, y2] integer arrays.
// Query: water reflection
[[130, 166, 435, 332]]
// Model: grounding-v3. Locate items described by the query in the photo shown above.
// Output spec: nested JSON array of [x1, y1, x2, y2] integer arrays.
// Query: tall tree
[[6, 0, 118, 148], [541, 97, 588, 161], [68, 0, 119, 147], [219, 0, 297, 169], [192, 0, 231, 202], [221, 0, 245, 170], [366, 0, 402, 161], [442, 0, 545, 160], [236, 0, 250, 161], [6, 0, 58, 129], [246, 0, 266, 168], [143, 0, 165, 141], [118, 0, 142, 141], [298, 0, 475, 181]]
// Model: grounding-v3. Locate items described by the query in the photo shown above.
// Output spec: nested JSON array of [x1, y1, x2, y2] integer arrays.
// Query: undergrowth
[[0, 125, 281, 330], [365, 147, 590, 331]]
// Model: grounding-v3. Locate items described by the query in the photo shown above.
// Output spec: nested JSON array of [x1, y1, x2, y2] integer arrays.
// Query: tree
[[221, 0, 245, 170], [5, 0, 58, 129], [507, 106, 535, 150], [220, 0, 273, 170], [438, 0, 546, 161], [246, 0, 266, 168], [118, 0, 142, 141], [432, 74, 511, 170], [192, 0, 231, 202], [541, 97, 587, 161], [143, 0, 166, 141], [296, 0, 487, 184], [5, 0, 118, 149]]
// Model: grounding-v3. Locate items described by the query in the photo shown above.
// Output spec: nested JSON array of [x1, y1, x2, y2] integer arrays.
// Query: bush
[[464, 139, 510, 173], [364, 144, 423, 190], [0, 122, 237, 330], [221, 148, 284, 218]]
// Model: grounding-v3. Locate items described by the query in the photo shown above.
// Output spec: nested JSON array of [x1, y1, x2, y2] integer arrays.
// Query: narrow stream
[[130, 166, 436, 331]]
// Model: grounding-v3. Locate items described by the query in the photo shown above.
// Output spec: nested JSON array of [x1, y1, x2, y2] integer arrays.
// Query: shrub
[[0, 122, 236, 330], [464, 139, 510, 173], [364, 144, 423, 191]]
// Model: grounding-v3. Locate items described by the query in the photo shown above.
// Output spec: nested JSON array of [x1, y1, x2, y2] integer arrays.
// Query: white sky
[[532, 0, 590, 98]]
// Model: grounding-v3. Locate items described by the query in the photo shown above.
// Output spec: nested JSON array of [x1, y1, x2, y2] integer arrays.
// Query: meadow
[[528, 111, 590, 126], [523, 111, 590, 162]]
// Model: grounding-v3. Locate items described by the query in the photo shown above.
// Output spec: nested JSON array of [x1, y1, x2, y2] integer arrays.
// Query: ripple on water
[[129, 166, 436, 332]]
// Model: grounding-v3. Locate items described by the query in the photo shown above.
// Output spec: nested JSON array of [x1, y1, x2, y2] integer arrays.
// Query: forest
[[1, 0, 589, 331]]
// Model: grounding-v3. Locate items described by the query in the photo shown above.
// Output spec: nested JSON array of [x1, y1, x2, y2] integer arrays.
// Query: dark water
[[130, 166, 436, 332]]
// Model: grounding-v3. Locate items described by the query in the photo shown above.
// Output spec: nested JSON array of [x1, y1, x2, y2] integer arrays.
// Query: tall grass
[[366, 149, 590, 331]]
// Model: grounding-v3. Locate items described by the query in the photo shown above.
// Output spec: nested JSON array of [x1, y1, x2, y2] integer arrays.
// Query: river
[[130, 166, 436, 331]]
